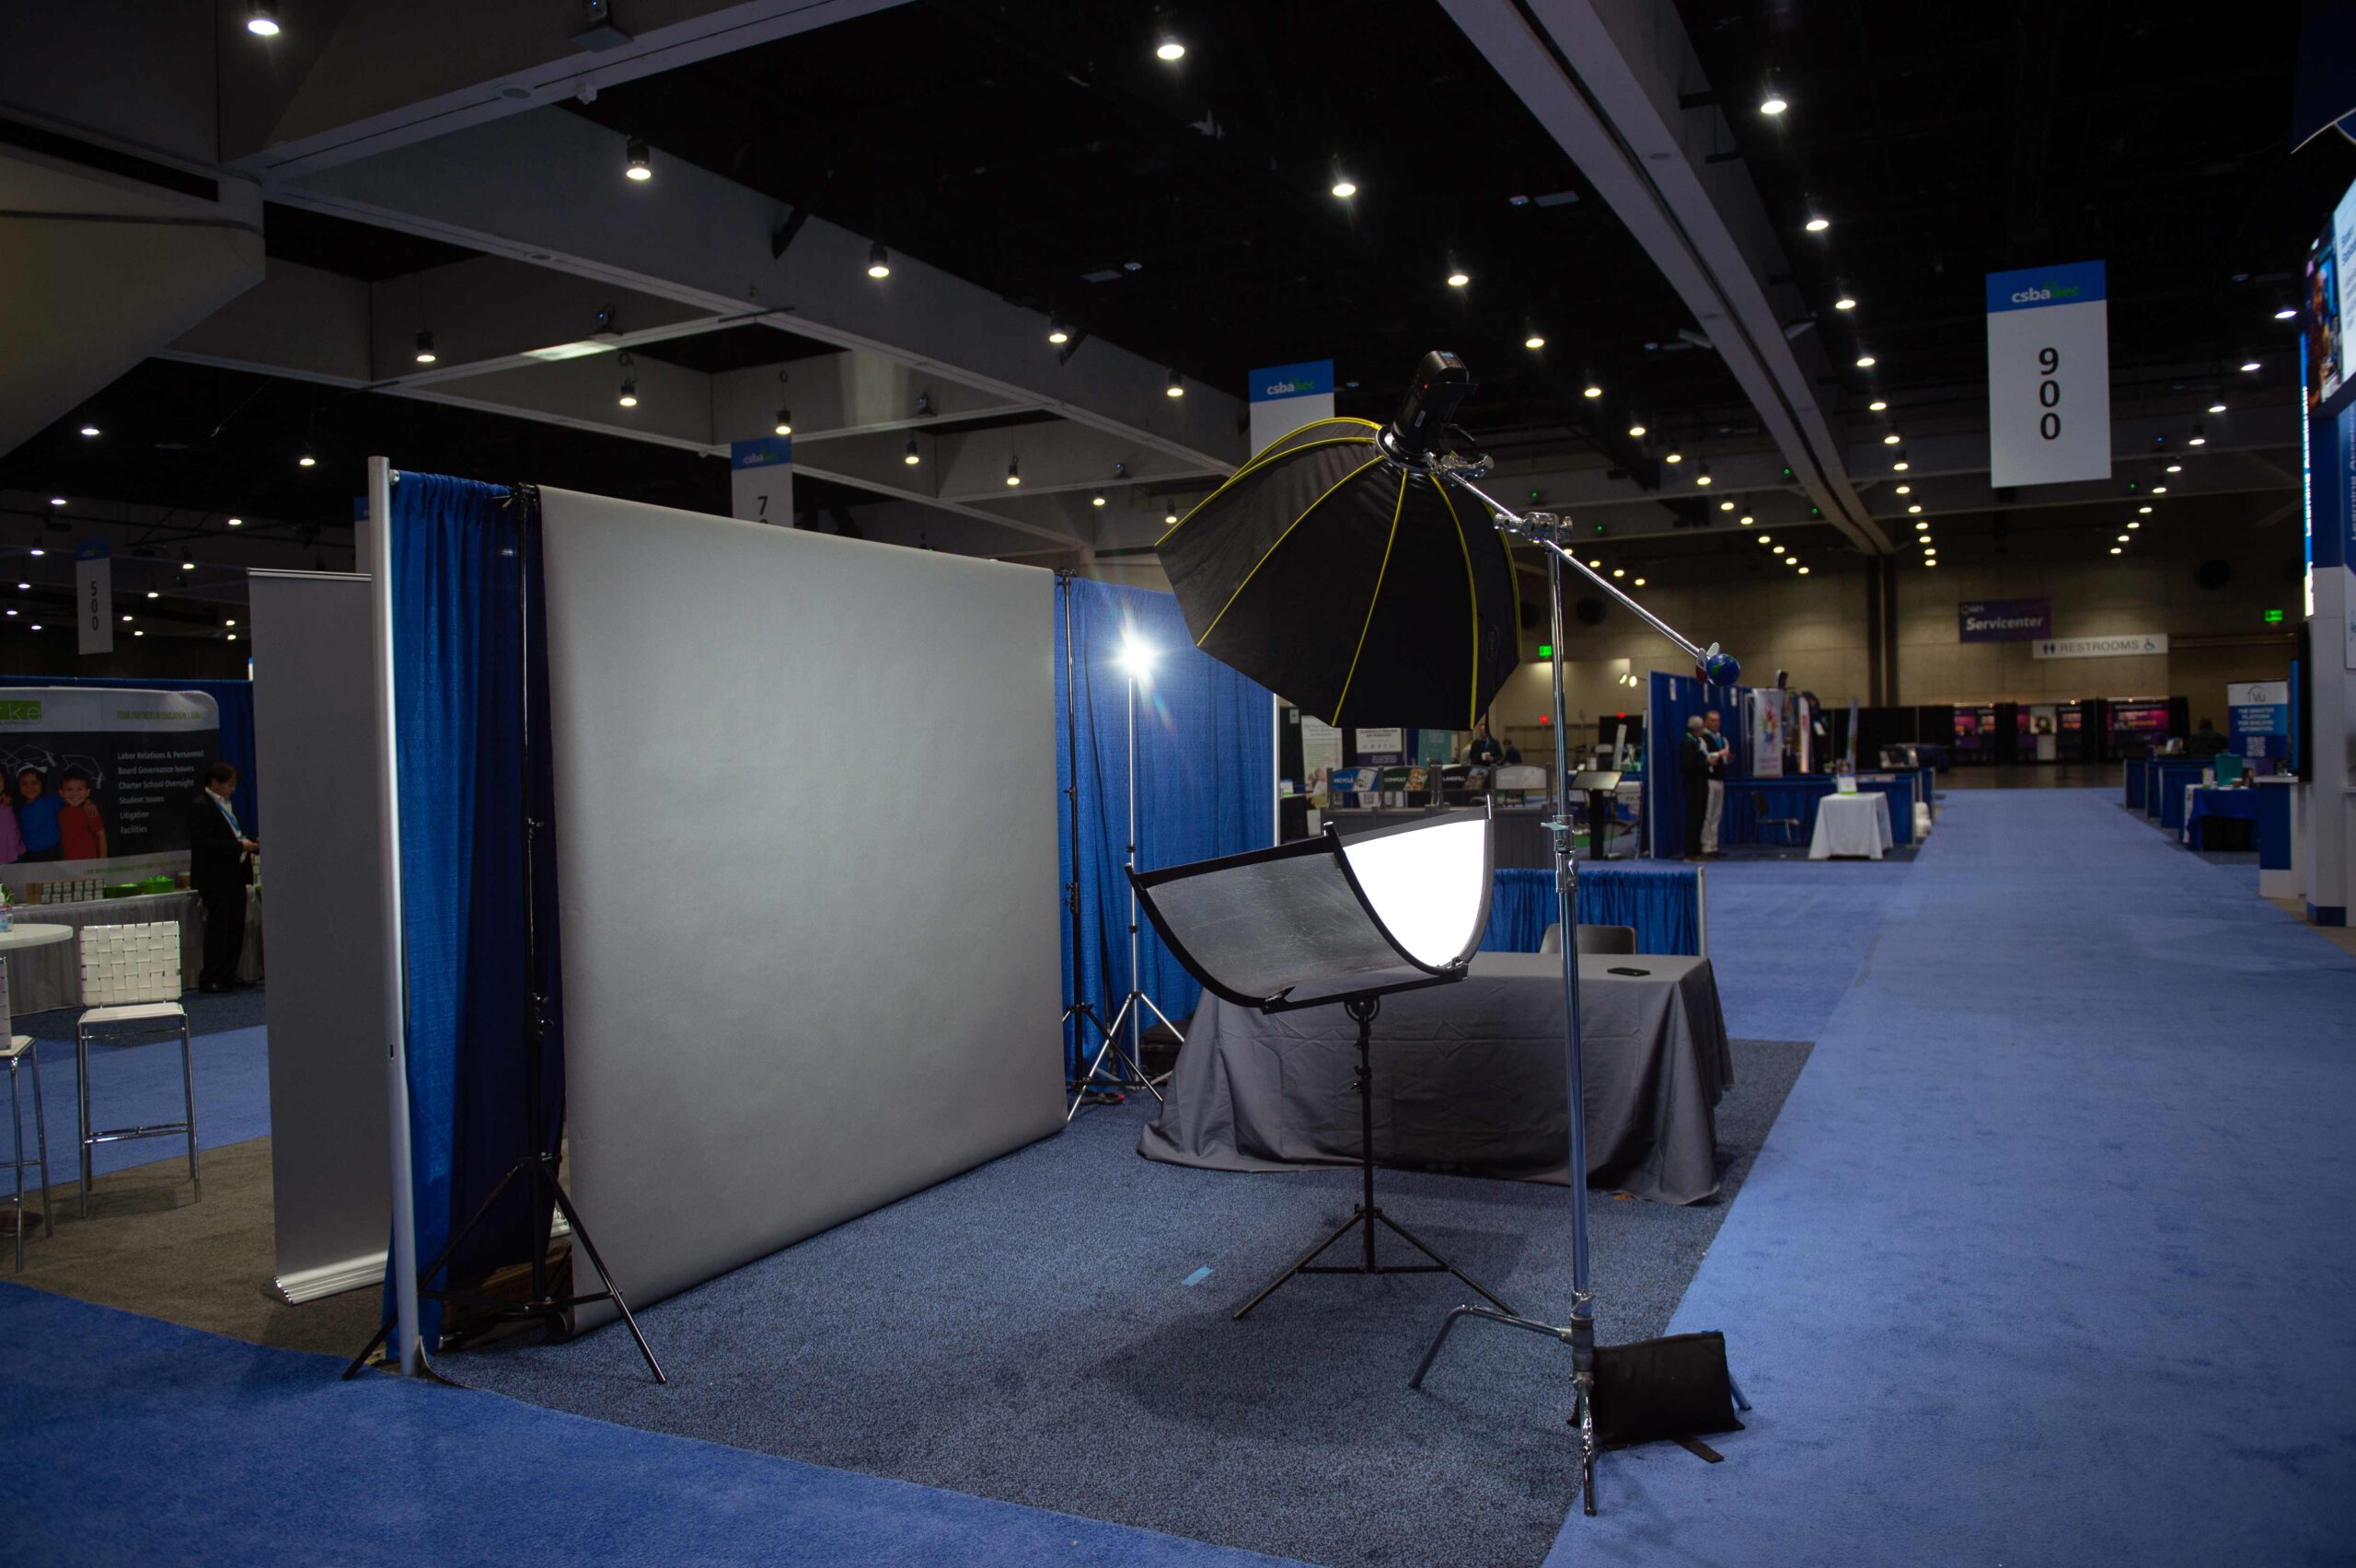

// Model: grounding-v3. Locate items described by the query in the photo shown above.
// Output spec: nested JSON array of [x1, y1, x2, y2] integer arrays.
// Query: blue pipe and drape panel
[[1057, 580, 1274, 1068], [1481, 864, 1703, 955], [1645, 671, 1748, 858], [0, 674, 260, 833], [381, 473, 563, 1355]]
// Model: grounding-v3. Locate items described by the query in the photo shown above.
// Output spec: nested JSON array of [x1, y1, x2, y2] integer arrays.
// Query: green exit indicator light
[[1538, 643, 1554, 658], [2264, 607, 2285, 624]]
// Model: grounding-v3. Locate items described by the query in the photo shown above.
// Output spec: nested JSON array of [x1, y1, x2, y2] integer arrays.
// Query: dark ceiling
[[1679, 0, 2354, 428], [567, 0, 1750, 467]]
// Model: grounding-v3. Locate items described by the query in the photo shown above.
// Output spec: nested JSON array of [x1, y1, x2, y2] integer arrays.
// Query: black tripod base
[[1233, 1204, 1517, 1321]]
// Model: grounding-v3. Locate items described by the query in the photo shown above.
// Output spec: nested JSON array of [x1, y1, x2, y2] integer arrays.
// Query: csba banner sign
[[1958, 597, 2051, 642], [1986, 260, 2111, 488]]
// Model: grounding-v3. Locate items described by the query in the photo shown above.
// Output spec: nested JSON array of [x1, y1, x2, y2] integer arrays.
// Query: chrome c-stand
[[1401, 452, 1741, 1517]]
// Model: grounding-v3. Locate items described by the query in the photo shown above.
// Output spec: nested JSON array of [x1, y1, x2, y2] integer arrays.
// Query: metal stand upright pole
[[1069, 662, 1172, 1113]]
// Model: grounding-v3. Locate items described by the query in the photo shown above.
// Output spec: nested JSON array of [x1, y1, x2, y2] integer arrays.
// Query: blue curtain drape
[[1480, 865, 1702, 956], [0, 674, 259, 834], [382, 473, 560, 1355], [1645, 672, 1747, 858], [1057, 579, 1273, 1070]]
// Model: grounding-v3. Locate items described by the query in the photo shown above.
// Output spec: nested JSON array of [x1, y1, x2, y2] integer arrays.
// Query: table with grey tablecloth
[[1807, 791, 1893, 860], [1138, 951, 1734, 1204], [0, 889, 263, 1012]]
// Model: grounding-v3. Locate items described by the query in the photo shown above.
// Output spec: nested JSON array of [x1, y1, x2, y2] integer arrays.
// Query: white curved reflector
[[1338, 813, 1491, 969]]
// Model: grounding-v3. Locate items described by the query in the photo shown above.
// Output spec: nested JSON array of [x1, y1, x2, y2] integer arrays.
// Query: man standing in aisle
[[1680, 715, 1713, 859], [186, 763, 258, 992], [1699, 708, 1731, 856], [1466, 716, 1504, 767]]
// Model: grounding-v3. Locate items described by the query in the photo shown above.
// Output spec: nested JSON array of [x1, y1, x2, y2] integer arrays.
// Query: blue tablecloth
[[1721, 775, 1916, 848], [2183, 788, 2258, 849], [1484, 864, 1703, 956], [2154, 764, 2210, 831]]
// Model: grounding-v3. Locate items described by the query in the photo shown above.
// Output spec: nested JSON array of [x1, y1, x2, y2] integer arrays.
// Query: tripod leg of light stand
[[546, 1163, 666, 1385], [1134, 990, 1186, 1090], [341, 1158, 532, 1380]]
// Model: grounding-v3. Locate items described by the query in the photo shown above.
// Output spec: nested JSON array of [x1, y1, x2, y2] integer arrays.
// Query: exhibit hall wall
[[248, 570, 392, 1302], [536, 490, 1065, 1322]]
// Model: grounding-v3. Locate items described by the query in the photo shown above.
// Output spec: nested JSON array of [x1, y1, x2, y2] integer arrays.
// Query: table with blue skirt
[[1719, 773, 1918, 850], [2151, 763, 2211, 833], [1483, 863, 1703, 956], [2182, 788, 2258, 850]]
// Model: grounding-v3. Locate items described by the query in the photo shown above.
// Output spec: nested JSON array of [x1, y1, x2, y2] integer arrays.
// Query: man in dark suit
[[187, 762, 258, 992], [1679, 715, 1713, 860]]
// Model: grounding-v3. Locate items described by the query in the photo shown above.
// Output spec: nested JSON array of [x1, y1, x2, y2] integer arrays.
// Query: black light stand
[[345, 488, 664, 1386], [1056, 571, 1127, 1110], [1401, 463, 1744, 1516], [1231, 992, 1516, 1321]]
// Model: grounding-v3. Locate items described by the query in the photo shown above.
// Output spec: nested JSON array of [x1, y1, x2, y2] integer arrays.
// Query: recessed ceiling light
[[867, 242, 891, 279], [1583, 383, 1603, 398], [1739, 514, 1755, 525], [2240, 361, 2260, 373], [298, 452, 317, 467], [1663, 451, 1682, 464], [2117, 533, 2131, 542], [1805, 215, 1830, 233], [625, 139, 652, 181], [2138, 505, 2153, 513], [1760, 94, 1788, 116], [133, 628, 144, 638], [1757, 534, 1772, 544], [1633, 577, 1647, 586], [1446, 268, 1470, 288], [1330, 179, 1357, 199], [246, 0, 279, 36], [1910, 505, 1923, 515], [1772, 545, 1784, 554], [2152, 485, 2168, 493], [1894, 483, 1911, 494], [1719, 500, 1736, 511], [1833, 296, 1856, 311], [1047, 321, 1070, 345], [1796, 566, 1810, 575], [2189, 425, 2207, 445], [47, 497, 64, 507], [2127, 521, 2140, 530], [1627, 422, 1647, 438], [2208, 401, 2226, 413], [78, 423, 99, 438], [1156, 37, 1185, 62], [226, 516, 242, 527], [2275, 307, 2296, 320], [2109, 547, 2122, 555], [29, 548, 43, 558], [145, 590, 158, 599], [1868, 399, 1888, 412], [1883, 432, 1901, 445], [1611, 567, 1625, 578], [226, 632, 237, 641], [1855, 354, 1877, 368], [1524, 333, 1547, 351], [225, 618, 237, 628], [2165, 463, 2182, 473], [1892, 455, 1910, 471]]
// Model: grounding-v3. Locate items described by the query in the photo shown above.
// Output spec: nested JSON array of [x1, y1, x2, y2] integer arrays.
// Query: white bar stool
[[75, 921, 198, 1214]]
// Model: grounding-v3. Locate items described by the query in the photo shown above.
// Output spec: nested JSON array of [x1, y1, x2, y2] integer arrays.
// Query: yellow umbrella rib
[[1196, 455, 1388, 644], [1429, 476, 1480, 729], [1332, 471, 1409, 722], [1163, 432, 1381, 536]]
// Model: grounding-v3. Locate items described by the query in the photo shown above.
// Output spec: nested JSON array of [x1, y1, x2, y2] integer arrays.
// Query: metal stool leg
[[29, 1047, 49, 1237], [179, 1019, 200, 1199], [75, 1028, 91, 1216], [8, 1061, 23, 1272]]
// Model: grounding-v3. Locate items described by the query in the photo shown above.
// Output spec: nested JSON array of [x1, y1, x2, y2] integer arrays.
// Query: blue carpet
[[1544, 789, 2356, 1566], [1700, 859, 1913, 1043], [0, 1282, 1303, 1567]]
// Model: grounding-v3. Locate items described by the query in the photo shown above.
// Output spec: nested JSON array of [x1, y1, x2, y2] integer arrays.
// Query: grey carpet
[[452, 1038, 1811, 1568]]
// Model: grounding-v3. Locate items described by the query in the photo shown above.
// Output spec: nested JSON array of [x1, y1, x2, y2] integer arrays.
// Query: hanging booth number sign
[[1985, 260, 2111, 490]]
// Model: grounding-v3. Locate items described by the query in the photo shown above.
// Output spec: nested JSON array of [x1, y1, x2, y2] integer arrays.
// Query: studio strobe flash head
[[1384, 351, 1477, 463]]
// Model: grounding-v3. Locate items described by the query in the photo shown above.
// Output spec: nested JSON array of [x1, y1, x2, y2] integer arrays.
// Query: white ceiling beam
[[221, 0, 911, 177], [272, 109, 1246, 471], [1441, 0, 1892, 556]]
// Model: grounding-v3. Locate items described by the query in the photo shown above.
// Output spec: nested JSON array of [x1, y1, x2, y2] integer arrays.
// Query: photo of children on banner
[[1, 765, 112, 862]]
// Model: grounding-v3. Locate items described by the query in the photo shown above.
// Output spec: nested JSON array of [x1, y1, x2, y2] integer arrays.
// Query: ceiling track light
[[625, 138, 653, 180], [413, 329, 436, 365], [867, 241, 892, 279], [617, 352, 638, 409], [1166, 367, 1186, 398], [246, 0, 280, 36], [1695, 460, 1713, 486], [903, 436, 920, 466], [1891, 449, 1910, 472], [2189, 423, 2206, 446]]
